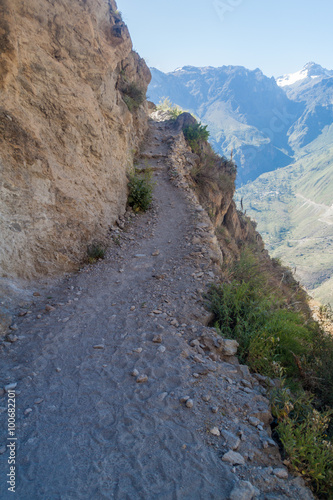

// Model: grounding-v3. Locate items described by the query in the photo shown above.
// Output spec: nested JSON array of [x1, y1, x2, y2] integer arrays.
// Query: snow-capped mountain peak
[[276, 62, 333, 87]]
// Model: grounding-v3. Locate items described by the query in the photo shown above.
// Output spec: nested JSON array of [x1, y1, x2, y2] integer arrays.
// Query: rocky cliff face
[[0, 0, 151, 279]]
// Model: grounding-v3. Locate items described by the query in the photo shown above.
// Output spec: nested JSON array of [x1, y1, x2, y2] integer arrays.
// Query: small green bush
[[128, 169, 153, 212], [183, 122, 210, 152], [169, 106, 183, 119], [209, 251, 318, 377], [271, 388, 333, 496], [87, 243, 106, 263], [121, 82, 145, 112], [156, 98, 183, 120]]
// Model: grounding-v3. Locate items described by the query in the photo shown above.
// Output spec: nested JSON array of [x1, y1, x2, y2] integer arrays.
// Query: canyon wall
[[0, 0, 150, 279]]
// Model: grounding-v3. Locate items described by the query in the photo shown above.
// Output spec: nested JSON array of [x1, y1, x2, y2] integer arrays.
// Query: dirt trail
[[0, 120, 313, 499]]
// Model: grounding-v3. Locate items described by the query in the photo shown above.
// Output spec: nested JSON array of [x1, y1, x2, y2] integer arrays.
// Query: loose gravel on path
[[0, 120, 314, 499]]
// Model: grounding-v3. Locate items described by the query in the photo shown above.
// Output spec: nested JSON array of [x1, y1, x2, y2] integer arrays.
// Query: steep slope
[[238, 64, 333, 306], [149, 66, 302, 185], [0, 0, 150, 280], [237, 124, 333, 306]]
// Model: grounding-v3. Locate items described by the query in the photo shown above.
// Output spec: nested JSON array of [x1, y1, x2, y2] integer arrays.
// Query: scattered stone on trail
[[24, 408, 33, 415], [158, 392, 168, 401], [193, 354, 204, 363], [45, 305, 55, 312], [152, 310, 163, 315], [6, 334, 18, 343], [33, 292, 41, 297], [211, 406, 218, 413], [248, 416, 262, 428], [134, 254, 146, 258], [220, 430, 241, 451], [9, 324, 18, 331], [130, 306, 136, 311], [93, 344, 105, 350], [210, 427, 220, 437], [34, 398, 44, 404], [202, 394, 211, 402], [222, 339, 239, 356], [158, 345, 166, 353], [151, 250, 160, 256], [4, 383, 17, 391], [131, 369, 139, 377], [136, 375, 148, 384], [229, 480, 259, 500], [185, 399, 194, 408], [180, 396, 190, 403], [56, 368, 61, 373], [273, 468, 289, 479], [189, 339, 200, 347], [153, 334, 162, 343], [222, 450, 246, 466]]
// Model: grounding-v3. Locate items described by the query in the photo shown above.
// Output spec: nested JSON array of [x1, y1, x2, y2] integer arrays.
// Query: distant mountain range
[[149, 62, 333, 186], [148, 63, 333, 306]]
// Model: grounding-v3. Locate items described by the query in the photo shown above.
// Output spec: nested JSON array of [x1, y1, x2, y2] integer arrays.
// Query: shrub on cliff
[[121, 82, 145, 112], [127, 169, 153, 212], [271, 388, 333, 496], [208, 249, 330, 387], [156, 98, 183, 119], [183, 122, 210, 152]]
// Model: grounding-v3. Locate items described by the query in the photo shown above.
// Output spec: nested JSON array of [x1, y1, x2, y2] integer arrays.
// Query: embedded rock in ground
[[0, 0, 150, 279], [222, 450, 245, 466], [222, 339, 239, 356], [229, 480, 259, 500], [221, 430, 241, 451]]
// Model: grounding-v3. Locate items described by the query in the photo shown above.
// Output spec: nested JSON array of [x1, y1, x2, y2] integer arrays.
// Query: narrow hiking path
[[0, 119, 313, 499]]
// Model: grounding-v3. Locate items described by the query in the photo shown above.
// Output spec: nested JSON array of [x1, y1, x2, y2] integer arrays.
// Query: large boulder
[[174, 112, 197, 131]]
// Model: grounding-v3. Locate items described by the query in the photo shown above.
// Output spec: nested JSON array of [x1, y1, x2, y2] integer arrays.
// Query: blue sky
[[116, 0, 333, 77]]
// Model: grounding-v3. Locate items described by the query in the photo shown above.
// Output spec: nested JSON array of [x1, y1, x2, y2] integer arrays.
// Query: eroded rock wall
[[0, 0, 151, 278]]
